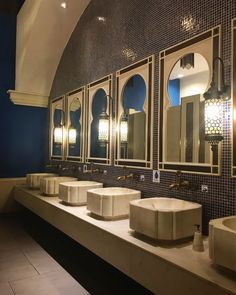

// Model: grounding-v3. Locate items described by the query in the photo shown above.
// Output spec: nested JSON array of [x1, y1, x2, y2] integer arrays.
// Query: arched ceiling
[[9, 0, 90, 107]]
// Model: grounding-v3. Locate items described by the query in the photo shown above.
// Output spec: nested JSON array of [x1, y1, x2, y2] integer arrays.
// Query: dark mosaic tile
[[50, 0, 236, 234]]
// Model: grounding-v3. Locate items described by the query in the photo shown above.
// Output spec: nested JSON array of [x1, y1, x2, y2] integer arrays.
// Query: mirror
[[159, 27, 221, 174], [66, 87, 84, 161], [86, 75, 112, 165], [120, 75, 146, 160], [232, 18, 236, 176], [116, 56, 154, 168], [50, 97, 64, 159], [166, 53, 210, 163]]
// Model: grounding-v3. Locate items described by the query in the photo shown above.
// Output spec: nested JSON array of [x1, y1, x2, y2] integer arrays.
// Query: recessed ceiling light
[[61, 2, 67, 9], [97, 16, 106, 22]]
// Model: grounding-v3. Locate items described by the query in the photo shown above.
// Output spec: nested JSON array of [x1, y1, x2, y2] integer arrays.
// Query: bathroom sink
[[129, 197, 202, 240], [87, 187, 141, 220], [209, 216, 236, 272], [40, 177, 77, 196], [26, 173, 58, 189], [59, 181, 103, 205]]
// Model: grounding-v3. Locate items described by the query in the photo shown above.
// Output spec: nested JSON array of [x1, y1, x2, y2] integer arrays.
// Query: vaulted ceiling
[[9, 0, 90, 107]]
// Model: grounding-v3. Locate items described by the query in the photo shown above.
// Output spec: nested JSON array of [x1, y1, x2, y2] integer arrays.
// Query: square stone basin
[[40, 177, 77, 196], [87, 187, 141, 220], [59, 181, 103, 206], [209, 216, 236, 272], [26, 173, 58, 189], [129, 197, 202, 240]]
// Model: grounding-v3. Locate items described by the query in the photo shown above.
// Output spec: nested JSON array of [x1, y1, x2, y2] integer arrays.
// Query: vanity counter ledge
[[14, 186, 236, 295]]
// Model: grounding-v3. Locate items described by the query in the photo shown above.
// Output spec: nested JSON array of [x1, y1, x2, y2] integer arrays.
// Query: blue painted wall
[[168, 79, 180, 106], [0, 11, 48, 178]]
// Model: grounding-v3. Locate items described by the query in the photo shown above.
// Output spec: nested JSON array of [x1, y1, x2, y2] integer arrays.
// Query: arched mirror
[[159, 26, 221, 174], [50, 96, 65, 159], [120, 75, 146, 160], [167, 53, 210, 163], [86, 75, 112, 165], [116, 56, 154, 168], [66, 87, 85, 161]]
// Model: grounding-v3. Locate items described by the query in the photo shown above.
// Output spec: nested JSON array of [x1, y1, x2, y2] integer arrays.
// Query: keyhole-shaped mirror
[[68, 97, 81, 157], [52, 99, 63, 158], [120, 74, 146, 160], [90, 88, 107, 158]]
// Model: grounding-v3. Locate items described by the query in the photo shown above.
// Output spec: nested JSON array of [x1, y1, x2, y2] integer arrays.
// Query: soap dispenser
[[192, 224, 204, 252]]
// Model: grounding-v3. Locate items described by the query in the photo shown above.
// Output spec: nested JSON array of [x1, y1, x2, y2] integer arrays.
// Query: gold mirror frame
[[49, 95, 65, 161], [115, 56, 154, 169], [232, 18, 236, 177], [65, 87, 85, 162], [86, 75, 113, 165], [158, 26, 222, 175]]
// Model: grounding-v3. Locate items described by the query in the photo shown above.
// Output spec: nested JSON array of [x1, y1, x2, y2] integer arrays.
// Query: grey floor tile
[[10, 270, 89, 295], [0, 264, 38, 283], [0, 282, 14, 295]]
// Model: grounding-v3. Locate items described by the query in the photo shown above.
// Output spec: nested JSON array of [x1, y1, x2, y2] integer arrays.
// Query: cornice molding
[[7, 90, 49, 108]]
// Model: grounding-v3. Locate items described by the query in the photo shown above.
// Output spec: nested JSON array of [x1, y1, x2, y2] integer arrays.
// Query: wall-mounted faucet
[[169, 170, 198, 191], [117, 166, 140, 181], [83, 162, 101, 174]]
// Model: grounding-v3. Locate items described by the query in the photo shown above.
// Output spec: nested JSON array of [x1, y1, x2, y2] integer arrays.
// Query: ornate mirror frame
[[65, 87, 85, 162], [232, 18, 236, 177], [49, 95, 65, 161], [115, 56, 154, 169], [86, 75, 113, 165], [158, 26, 222, 175]]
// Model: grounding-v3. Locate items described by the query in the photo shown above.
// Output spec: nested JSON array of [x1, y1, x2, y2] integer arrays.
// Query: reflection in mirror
[[159, 27, 221, 174], [166, 53, 210, 163], [68, 97, 81, 157], [120, 74, 146, 160], [52, 100, 63, 157], [90, 88, 107, 158]]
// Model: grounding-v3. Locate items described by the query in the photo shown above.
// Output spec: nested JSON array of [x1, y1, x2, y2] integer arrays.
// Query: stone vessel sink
[[40, 177, 77, 196], [59, 181, 103, 206], [129, 197, 202, 240], [26, 173, 58, 189], [87, 187, 141, 220], [209, 216, 236, 272]]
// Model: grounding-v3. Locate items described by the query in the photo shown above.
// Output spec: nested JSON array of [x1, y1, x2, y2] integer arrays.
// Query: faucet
[[169, 170, 197, 190], [117, 166, 140, 181], [83, 162, 100, 174]]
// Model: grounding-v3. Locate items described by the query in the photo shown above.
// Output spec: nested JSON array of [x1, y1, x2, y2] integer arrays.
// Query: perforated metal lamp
[[68, 125, 77, 144], [120, 113, 128, 145], [53, 110, 65, 144], [204, 57, 230, 146], [98, 110, 109, 146]]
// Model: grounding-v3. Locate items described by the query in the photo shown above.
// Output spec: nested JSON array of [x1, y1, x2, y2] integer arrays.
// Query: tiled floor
[[0, 218, 89, 295]]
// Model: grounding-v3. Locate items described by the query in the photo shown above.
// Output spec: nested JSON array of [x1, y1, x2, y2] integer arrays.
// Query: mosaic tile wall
[[50, 0, 236, 234]]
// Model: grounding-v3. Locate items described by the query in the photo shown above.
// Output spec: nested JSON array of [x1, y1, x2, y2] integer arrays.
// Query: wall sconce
[[97, 94, 113, 146], [68, 126, 77, 144], [98, 110, 109, 146], [204, 57, 230, 147], [120, 113, 128, 145], [53, 110, 64, 144]]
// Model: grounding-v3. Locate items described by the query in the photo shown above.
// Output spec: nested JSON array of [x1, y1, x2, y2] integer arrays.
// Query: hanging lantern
[[120, 113, 128, 145], [203, 57, 230, 146], [68, 126, 77, 144], [54, 126, 63, 144], [180, 53, 194, 70], [98, 111, 109, 146]]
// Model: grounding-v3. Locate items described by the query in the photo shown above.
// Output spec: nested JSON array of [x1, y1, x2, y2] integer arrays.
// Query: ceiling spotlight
[[61, 2, 67, 9]]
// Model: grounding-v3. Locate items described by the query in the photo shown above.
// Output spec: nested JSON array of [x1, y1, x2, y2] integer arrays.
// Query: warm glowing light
[[61, 2, 67, 9], [69, 128, 77, 144], [120, 121, 128, 143], [98, 118, 109, 143], [54, 127, 63, 144], [97, 16, 106, 22], [178, 74, 184, 78], [204, 98, 223, 143]]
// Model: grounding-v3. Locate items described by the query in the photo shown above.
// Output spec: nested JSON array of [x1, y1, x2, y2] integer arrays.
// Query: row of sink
[[26, 173, 236, 274]]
